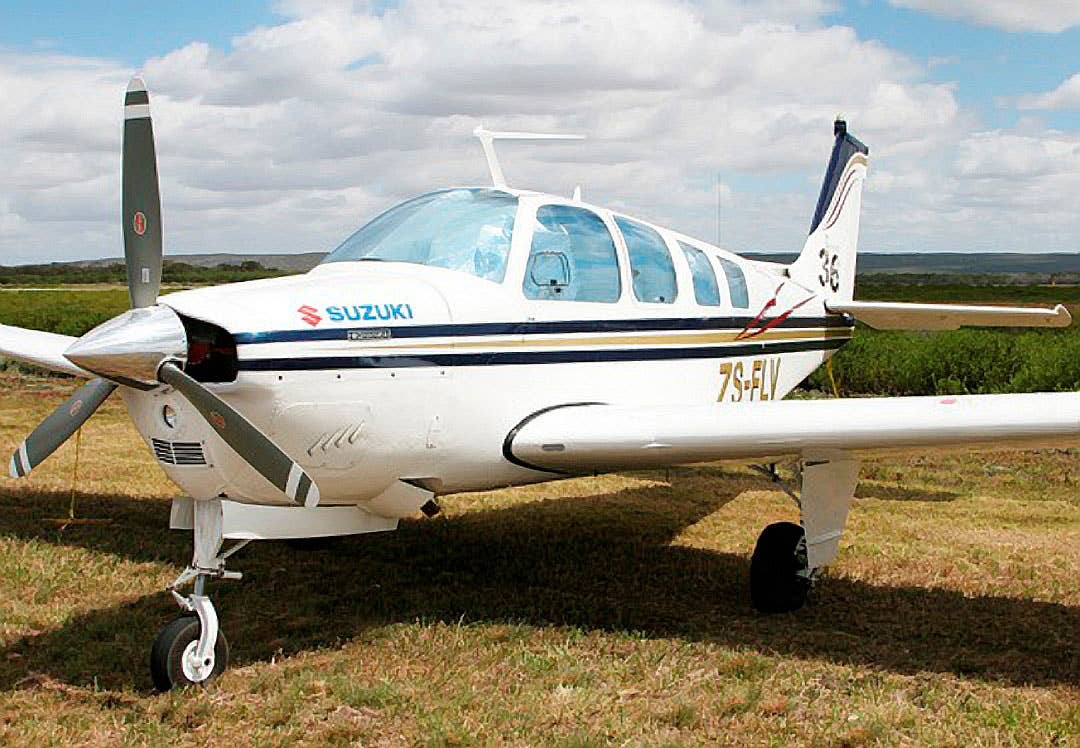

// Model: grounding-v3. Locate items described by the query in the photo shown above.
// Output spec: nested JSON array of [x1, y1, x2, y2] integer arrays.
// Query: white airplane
[[1, 78, 1076, 690]]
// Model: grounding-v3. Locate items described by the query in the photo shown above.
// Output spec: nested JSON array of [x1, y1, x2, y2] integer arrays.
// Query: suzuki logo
[[297, 305, 322, 327]]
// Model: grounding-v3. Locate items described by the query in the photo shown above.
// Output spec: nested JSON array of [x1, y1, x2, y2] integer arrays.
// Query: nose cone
[[64, 305, 187, 387]]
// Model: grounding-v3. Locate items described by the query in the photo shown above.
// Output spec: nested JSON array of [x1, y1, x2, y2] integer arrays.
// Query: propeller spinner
[[8, 78, 320, 508]]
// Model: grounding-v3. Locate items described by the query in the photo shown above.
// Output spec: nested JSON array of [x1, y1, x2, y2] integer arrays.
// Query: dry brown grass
[[0, 372, 1077, 746]]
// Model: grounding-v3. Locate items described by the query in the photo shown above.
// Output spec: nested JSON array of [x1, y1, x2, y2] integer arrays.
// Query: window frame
[[677, 240, 724, 307], [612, 215, 679, 305], [520, 202, 624, 304], [321, 188, 520, 284], [714, 253, 751, 309]]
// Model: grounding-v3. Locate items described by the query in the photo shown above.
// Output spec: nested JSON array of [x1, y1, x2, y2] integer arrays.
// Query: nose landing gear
[[152, 499, 246, 691], [150, 609, 229, 690]]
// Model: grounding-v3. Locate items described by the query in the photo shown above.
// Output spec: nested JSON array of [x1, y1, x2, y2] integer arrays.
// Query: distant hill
[[23, 251, 1080, 276], [69, 252, 327, 273], [745, 252, 1080, 275]]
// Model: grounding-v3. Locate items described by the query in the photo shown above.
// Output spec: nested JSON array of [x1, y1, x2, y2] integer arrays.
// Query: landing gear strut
[[151, 499, 246, 690]]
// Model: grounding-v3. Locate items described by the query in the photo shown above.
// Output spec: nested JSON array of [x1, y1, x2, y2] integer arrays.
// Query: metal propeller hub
[[63, 305, 187, 388]]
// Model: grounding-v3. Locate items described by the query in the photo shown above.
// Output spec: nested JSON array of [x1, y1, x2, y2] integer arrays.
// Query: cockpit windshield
[[322, 188, 518, 283]]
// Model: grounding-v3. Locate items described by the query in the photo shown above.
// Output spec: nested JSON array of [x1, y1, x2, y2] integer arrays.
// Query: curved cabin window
[[524, 205, 621, 302], [678, 242, 722, 306], [615, 217, 677, 304], [716, 256, 750, 308], [322, 188, 518, 282]]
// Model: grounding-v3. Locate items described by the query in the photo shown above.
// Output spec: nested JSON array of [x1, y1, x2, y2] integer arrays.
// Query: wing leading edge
[[506, 393, 1080, 473], [0, 324, 89, 377]]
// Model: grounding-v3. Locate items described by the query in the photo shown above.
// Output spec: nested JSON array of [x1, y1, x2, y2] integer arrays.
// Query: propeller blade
[[9, 378, 117, 478], [158, 363, 321, 507], [122, 77, 163, 309]]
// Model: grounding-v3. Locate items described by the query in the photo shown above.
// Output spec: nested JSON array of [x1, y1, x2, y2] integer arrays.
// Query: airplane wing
[[505, 393, 1080, 473], [827, 301, 1071, 330], [0, 324, 90, 377]]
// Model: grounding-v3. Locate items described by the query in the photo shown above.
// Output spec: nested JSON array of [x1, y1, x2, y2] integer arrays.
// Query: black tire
[[150, 615, 229, 691], [750, 521, 811, 614]]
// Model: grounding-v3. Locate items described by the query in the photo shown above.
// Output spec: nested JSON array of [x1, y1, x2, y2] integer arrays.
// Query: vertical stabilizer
[[788, 120, 869, 302]]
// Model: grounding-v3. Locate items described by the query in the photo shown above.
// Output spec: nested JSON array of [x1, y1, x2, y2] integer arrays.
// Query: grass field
[[0, 372, 1077, 746]]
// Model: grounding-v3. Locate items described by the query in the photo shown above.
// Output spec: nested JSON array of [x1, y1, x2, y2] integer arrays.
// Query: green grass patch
[[0, 378, 1076, 744]]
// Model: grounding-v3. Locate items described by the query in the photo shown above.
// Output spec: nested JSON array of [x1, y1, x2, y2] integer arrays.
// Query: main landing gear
[[749, 521, 812, 613], [151, 500, 247, 690], [746, 454, 861, 615]]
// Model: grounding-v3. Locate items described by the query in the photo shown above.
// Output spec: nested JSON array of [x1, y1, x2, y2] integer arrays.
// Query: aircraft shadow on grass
[[0, 473, 1072, 694], [854, 481, 960, 502]]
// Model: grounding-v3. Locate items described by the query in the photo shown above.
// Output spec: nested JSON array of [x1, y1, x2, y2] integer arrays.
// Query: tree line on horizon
[[0, 260, 292, 286]]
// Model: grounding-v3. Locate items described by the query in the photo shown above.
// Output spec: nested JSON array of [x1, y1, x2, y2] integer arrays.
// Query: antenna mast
[[473, 126, 585, 189]]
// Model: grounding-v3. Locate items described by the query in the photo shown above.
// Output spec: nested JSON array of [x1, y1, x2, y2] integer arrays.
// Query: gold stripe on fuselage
[[298, 326, 853, 352]]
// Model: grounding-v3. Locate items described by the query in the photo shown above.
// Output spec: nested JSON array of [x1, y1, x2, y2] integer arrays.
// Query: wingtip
[[8, 454, 20, 479], [127, 76, 147, 92], [1054, 304, 1072, 327]]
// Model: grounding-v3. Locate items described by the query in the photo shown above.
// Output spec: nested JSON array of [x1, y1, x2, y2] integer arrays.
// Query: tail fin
[[789, 119, 869, 302]]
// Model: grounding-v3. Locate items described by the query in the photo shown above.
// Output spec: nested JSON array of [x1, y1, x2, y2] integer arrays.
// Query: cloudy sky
[[1, 0, 1079, 265]]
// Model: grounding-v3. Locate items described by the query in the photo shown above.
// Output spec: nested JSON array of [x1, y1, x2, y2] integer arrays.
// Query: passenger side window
[[716, 256, 749, 308], [615, 217, 677, 304], [524, 205, 621, 302], [678, 242, 722, 306]]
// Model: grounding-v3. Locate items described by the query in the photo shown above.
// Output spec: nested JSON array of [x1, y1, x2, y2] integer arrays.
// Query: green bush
[[0, 289, 129, 336], [0, 261, 292, 286], [812, 325, 1080, 396]]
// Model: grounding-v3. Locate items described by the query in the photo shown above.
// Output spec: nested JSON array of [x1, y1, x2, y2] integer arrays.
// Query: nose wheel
[[153, 499, 247, 690], [151, 614, 230, 690]]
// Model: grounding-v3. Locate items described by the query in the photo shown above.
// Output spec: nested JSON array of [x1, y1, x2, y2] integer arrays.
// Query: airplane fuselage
[[124, 188, 853, 518]]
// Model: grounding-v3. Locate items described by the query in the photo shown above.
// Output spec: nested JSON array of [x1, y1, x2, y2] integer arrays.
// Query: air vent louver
[[152, 438, 207, 466]]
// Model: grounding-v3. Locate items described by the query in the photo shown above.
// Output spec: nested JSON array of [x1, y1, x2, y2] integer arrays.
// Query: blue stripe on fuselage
[[233, 315, 854, 345], [235, 337, 848, 372]]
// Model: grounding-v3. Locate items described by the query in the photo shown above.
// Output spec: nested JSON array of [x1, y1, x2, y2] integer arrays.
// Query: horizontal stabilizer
[[827, 301, 1071, 330], [0, 324, 90, 377]]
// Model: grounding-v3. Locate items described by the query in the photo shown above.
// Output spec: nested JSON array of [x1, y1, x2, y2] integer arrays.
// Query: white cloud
[[1018, 72, 1080, 110], [887, 0, 1080, 33], [0, 0, 1078, 265]]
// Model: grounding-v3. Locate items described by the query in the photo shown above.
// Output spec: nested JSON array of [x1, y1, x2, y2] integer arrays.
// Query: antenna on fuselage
[[473, 126, 585, 189]]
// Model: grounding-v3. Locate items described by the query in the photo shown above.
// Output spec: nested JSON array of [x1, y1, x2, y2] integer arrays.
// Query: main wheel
[[150, 615, 229, 691], [750, 521, 811, 614]]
